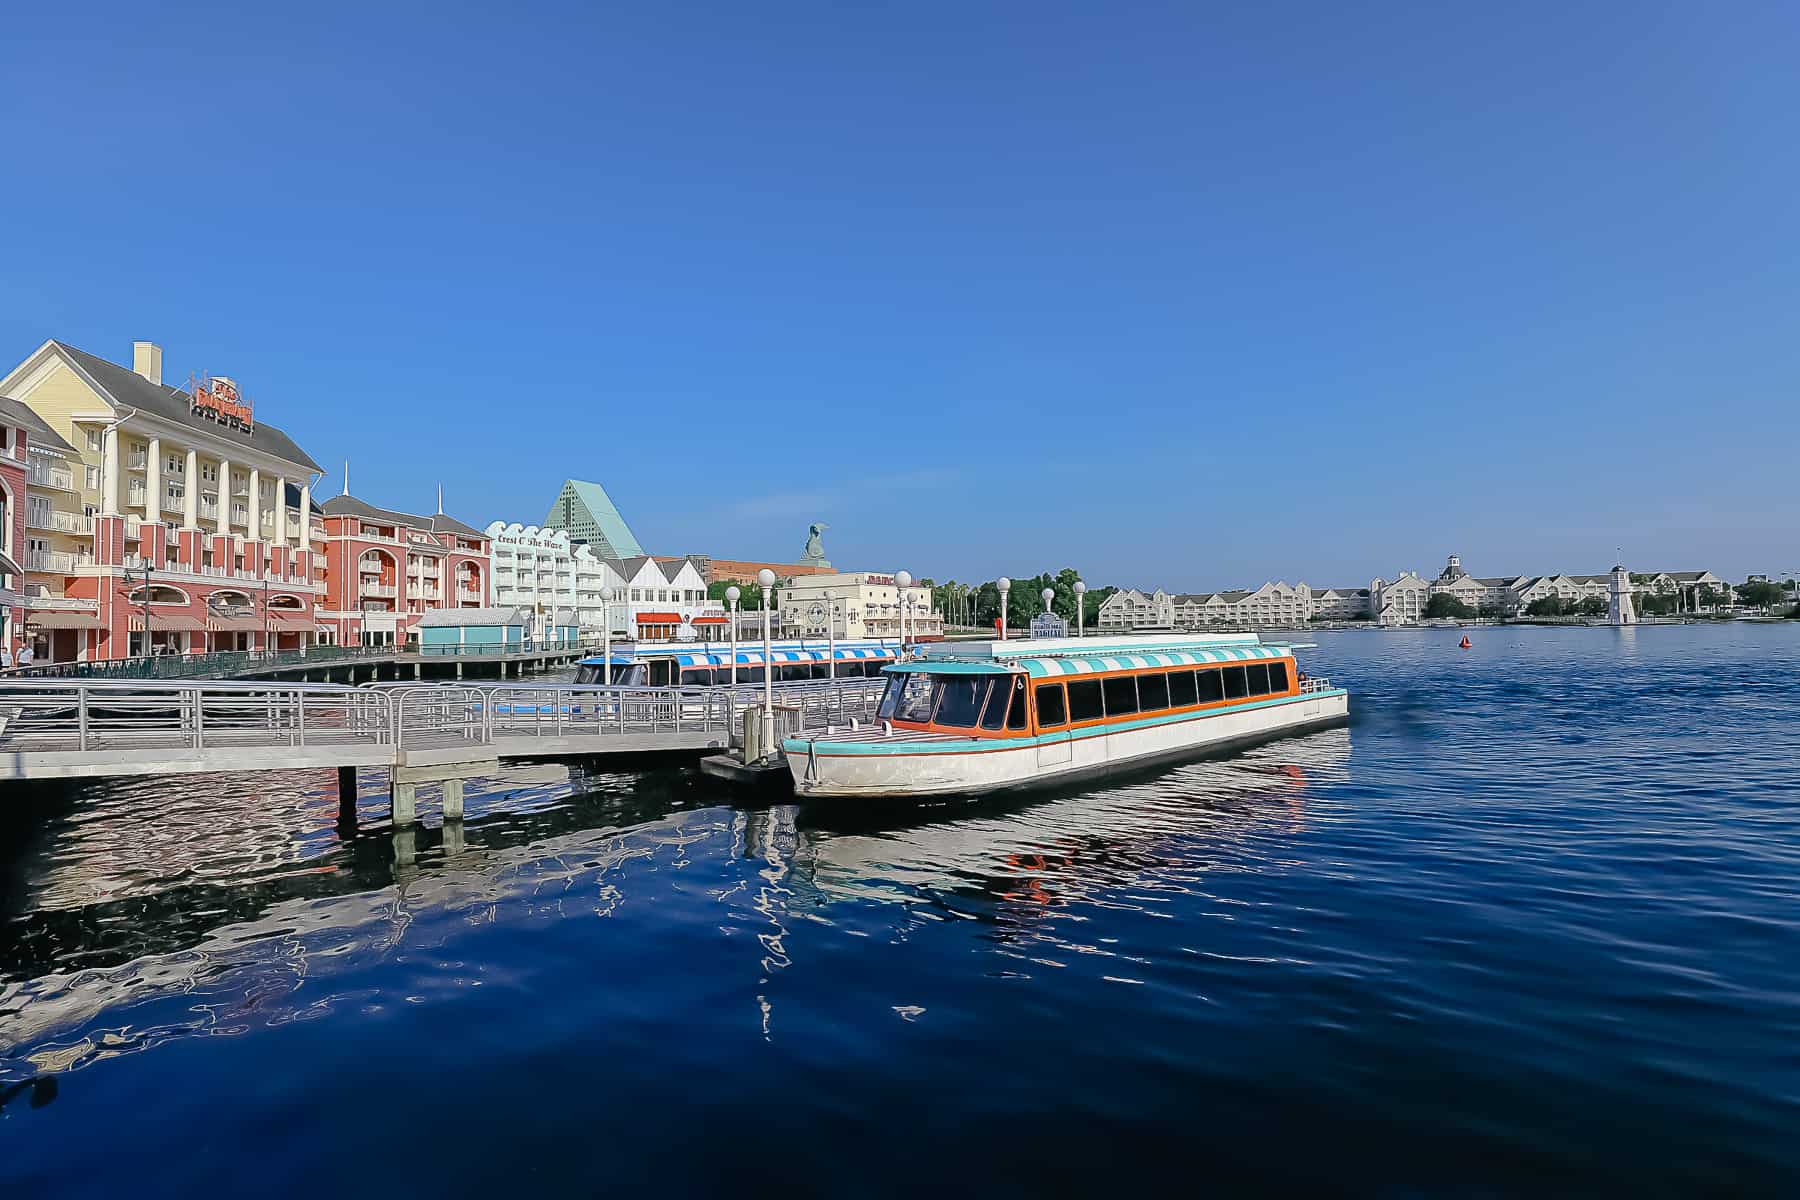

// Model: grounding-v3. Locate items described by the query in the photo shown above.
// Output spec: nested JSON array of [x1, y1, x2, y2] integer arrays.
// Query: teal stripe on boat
[[782, 689, 1347, 757]]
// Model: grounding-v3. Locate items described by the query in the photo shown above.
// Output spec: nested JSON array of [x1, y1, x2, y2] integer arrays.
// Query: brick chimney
[[132, 341, 163, 386]]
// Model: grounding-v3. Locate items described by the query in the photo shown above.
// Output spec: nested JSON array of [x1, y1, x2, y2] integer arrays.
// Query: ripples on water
[[1, 625, 1797, 1194]]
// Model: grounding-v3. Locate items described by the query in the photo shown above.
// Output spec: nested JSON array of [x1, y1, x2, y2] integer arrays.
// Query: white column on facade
[[216, 458, 232, 534], [101, 427, 121, 515], [183, 449, 199, 529], [247, 467, 261, 540], [298, 482, 312, 549], [273, 475, 287, 547], [144, 437, 161, 523]]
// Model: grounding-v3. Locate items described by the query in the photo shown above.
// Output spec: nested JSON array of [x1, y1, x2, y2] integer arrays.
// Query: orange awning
[[636, 612, 679, 623], [691, 615, 728, 624]]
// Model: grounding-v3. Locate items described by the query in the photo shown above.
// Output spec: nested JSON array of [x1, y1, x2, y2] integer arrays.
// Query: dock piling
[[442, 778, 465, 821], [392, 780, 418, 826]]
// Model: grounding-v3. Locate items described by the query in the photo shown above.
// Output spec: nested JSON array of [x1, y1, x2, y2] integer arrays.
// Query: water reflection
[[0, 728, 1349, 1084]]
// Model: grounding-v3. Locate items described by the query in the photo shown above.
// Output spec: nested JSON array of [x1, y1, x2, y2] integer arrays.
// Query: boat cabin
[[875, 634, 1301, 740]]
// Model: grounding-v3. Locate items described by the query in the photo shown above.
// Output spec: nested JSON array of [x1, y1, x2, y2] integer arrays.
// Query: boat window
[[1102, 674, 1139, 717], [878, 672, 931, 721], [1197, 669, 1224, 703], [980, 679, 1012, 730], [935, 677, 988, 728], [617, 664, 647, 686], [575, 665, 598, 685], [1035, 683, 1067, 728], [1245, 663, 1269, 696], [1137, 671, 1170, 712], [1067, 679, 1103, 722], [1267, 661, 1290, 692], [1222, 665, 1248, 699], [1006, 678, 1028, 730], [1169, 669, 1198, 707], [681, 667, 716, 687]]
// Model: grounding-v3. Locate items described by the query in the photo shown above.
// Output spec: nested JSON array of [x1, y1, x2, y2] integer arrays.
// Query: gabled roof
[[52, 341, 322, 472], [0, 395, 75, 454], [322, 492, 484, 540]]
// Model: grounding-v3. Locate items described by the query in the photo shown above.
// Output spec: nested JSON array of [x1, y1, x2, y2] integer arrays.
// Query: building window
[[87, 429, 101, 452]]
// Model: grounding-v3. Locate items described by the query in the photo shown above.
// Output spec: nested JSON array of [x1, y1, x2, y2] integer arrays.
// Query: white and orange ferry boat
[[783, 633, 1348, 798]]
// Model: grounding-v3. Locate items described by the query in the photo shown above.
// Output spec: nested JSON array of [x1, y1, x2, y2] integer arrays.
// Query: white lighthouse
[[1608, 563, 1637, 626]]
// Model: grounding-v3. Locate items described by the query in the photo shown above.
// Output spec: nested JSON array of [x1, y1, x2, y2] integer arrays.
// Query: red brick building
[[316, 492, 491, 647]]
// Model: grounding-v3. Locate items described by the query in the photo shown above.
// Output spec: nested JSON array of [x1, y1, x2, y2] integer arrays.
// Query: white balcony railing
[[25, 509, 93, 534], [27, 549, 92, 572], [362, 582, 397, 599], [26, 463, 76, 490]]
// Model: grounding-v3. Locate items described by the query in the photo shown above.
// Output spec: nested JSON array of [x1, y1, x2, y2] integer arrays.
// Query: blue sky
[[3, 1, 1795, 588]]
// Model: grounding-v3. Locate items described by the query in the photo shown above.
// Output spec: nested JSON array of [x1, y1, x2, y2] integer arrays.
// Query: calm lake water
[[2, 624, 1798, 1195]]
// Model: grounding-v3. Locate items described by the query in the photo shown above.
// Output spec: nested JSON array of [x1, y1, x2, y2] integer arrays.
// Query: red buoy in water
[[1459, 634, 1472, 649]]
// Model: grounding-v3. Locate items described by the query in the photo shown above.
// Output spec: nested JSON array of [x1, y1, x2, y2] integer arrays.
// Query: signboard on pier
[[1030, 613, 1069, 640]]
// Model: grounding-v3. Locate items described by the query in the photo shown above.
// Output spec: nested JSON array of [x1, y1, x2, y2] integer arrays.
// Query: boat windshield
[[574, 663, 646, 686], [877, 671, 1022, 730]]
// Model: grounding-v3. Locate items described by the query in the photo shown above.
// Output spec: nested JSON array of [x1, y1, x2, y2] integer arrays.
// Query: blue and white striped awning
[[674, 652, 719, 667], [833, 646, 894, 660], [1019, 645, 1292, 678]]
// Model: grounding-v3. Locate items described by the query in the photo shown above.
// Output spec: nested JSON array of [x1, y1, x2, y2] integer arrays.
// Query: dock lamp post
[[825, 588, 837, 679], [997, 576, 1011, 642], [894, 571, 912, 656], [726, 585, 740, 686], [599, 586, 614, 685], [261, 576, 271, 657], [757, 569, 776, 752], [139, 563, 154, 659], [1074, 579, 1087, 638]]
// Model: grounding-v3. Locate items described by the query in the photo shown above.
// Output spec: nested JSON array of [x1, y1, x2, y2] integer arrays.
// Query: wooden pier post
[[392, 779, 418, 826], [337, 765, 357, 828], [442, 778, 465, 820]]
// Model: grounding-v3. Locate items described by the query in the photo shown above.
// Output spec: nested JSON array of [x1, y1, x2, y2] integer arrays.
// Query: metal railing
[[0, 679, 394, 754], [718, 676, 887, 727], [3, 643, 394, 682], [1299, 676, 1335, 694], [0, 678, 747, 761]]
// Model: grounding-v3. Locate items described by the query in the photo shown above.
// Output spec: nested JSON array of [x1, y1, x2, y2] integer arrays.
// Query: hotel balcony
[[361, 582, 398, 599], [26, 462, 76, 491], [27, 549, 94, 572], [126, 450, 148, 470], [26, 509, 92, 535]]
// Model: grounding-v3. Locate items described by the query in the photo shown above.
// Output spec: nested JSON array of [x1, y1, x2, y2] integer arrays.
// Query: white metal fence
[[0, 675, 879, 760]]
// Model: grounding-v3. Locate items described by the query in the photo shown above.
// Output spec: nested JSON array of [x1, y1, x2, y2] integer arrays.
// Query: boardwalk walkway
[[0, 677, 887, 784]]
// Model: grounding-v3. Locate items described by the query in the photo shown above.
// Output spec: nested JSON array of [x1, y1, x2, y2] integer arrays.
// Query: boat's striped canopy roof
[[665, 645, 898, 667], [1020, 644, 1292, 678], [885, 643, 1293, 679]]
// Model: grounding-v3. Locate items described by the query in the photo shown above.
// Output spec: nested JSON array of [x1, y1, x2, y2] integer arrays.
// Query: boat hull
[[786, 689, 1350, 798]]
